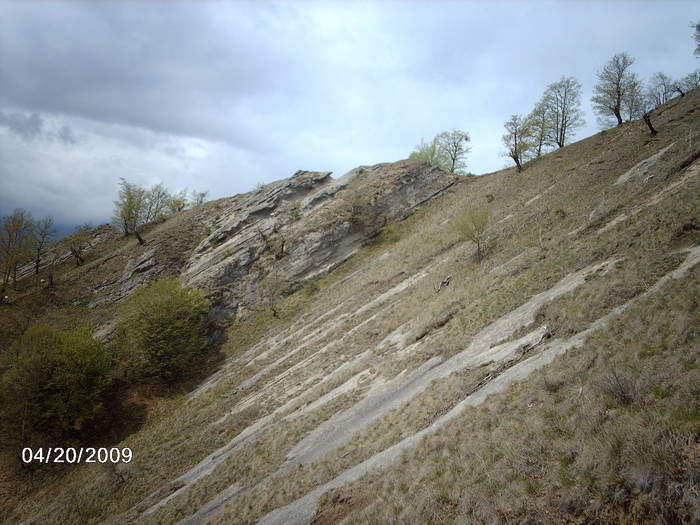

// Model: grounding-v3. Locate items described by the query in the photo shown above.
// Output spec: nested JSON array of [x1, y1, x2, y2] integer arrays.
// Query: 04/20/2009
[[21, 447, 132, 464]]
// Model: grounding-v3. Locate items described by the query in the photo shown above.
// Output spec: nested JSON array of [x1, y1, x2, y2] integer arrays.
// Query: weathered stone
[[182, 159, 457, 319]]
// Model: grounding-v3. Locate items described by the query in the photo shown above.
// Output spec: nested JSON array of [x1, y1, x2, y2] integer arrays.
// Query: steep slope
[[3, 89, 700, 524]]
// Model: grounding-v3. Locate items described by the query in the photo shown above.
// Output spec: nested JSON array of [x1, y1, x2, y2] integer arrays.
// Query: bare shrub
[[595, 367, 639, 407]]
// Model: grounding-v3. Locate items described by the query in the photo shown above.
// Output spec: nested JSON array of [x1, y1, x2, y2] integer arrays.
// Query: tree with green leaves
[[543, 76, 585, 147], [454, 202, 490, 262], [435, 129, 471, 173], [117, 277, 209, 383], [623, 76, 646, 120], [166, 189, 189, 214], [1, 209, 33, 292], [410, 129, 471, 174], [591, 52, 638, 127], [410, 136, 450, 172], [0, 325, 112, 444], [527, 98, 551, 157], [502, 114, 534, 172], [113, 178, 146, 243]]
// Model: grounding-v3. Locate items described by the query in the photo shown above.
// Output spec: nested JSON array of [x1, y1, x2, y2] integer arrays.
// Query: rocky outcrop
[[182, 159, 458, 319]]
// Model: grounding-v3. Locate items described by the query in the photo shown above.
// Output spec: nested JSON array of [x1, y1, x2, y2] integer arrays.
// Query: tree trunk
[[48, 272, 54, 288], [512, 155, 522, 172], [134, 230, 145, 246], [70, 247, 84, 266], [12, 261, 19, 290], [614, 109, 623, 126], [35, 253, 41, 275], [642, 113, 657, 136]]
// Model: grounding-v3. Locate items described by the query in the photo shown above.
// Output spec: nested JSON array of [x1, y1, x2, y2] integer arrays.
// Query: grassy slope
[[2, 89, 699, 524]]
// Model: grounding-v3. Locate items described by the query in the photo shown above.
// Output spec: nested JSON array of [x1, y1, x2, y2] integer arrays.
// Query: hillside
[[2, 88, 700, 524]]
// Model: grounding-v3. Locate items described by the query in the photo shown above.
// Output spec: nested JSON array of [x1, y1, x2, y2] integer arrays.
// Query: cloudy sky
[[1, 1, 698, 229]]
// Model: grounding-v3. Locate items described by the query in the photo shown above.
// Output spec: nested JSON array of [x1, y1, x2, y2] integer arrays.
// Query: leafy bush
[[0, 325, 112, 444], [453, 203, 491, 262], [118, 277, 209, 382]]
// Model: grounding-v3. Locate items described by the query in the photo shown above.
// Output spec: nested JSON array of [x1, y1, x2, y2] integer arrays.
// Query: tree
[[0, 209, 33, 292], [189, 190, 208, 208], [31, 216, 57, 275], [117, 277, 209, 382], [646, 72, 676, 109], [454, 203, 490, 262], [435, 129, 471, 173], [410, 136, 450, 172], [591, 52, 638, 127], [410, 129, 471, 174], [143, 182, 170, 223], [623, 76, 647, 120], [65, 224, 95, 267], [113, 178, 146, 241], [679, 69, 700, 91], [694, 20, 700, 58], [502, 114, 533, 172], [0, 325, 112, 444], [166, 189, 189, 214], [527, 98, 551, 157], [543, 76, 585, 147]]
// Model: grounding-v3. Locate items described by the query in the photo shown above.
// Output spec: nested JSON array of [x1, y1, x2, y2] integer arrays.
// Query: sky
[[1, 1, 698, 230]]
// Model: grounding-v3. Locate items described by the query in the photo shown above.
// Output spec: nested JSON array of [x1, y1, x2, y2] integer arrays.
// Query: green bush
[[0, 325, 112, 443], [118, 277, 209, 382]]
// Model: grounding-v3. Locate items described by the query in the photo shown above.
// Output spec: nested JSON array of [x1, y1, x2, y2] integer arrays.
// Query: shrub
[[0, 325, 112, 444], [118, 277, 209, 382], [453, 203, 491, 262]]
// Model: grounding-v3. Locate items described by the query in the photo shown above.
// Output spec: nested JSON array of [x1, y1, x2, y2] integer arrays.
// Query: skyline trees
[[113, 179, 209, 244], [543, 76, 585, 148], [591, 52, 639, 127], [410, 129, 471, 174], [501, 114, 533, 172]]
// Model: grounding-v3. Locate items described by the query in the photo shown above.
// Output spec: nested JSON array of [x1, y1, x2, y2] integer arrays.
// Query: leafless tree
[[591, 52, 637, 127], [679, 70, 700, 91], [646, 72, 676, 109], [189, 190, 209, 208], [31, 216, 57, 274], [143, 182, 170, 223]]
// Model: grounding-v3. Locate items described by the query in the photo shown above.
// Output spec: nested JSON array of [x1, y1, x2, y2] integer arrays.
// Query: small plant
[[554, 208, 567, 219], [117, 277, 209, 382], [453, 202, 491, 262], [595, 367, 638, 407], [303, 280, 320, 297]]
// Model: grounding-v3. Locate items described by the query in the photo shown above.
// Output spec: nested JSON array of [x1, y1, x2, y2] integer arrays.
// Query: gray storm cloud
[[0, 1, 697, 227]]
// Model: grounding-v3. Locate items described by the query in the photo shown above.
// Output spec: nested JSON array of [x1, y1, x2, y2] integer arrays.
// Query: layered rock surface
[[181, 160, 458, 318]]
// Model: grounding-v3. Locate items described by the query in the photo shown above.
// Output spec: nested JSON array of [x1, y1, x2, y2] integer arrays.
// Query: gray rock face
[[182, 159, 458, 319]]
